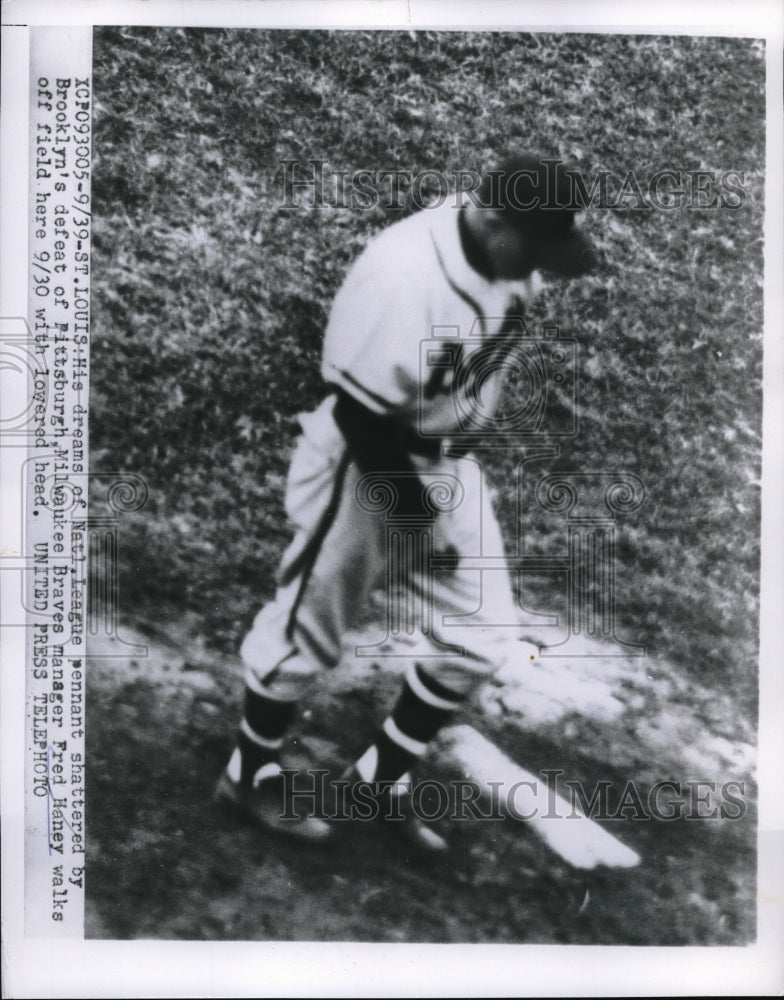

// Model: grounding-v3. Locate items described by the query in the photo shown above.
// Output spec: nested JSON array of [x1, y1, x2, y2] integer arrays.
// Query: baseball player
[[216, 154, 597, 850]]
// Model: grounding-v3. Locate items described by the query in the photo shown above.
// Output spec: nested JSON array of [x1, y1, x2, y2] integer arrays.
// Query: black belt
[[329, 387, 444, 459]]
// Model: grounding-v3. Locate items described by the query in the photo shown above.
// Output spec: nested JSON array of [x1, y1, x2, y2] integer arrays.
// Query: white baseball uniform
[[241, 200, 543, 699]]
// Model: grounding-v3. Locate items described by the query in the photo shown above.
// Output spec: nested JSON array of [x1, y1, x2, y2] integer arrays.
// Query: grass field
[[88, 27, 764, 944]]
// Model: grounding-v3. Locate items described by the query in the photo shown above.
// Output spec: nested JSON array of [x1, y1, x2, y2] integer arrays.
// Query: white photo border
[[1, 0, 782, 996]]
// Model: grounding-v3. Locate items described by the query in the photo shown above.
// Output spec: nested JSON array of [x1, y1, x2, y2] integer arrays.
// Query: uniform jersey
[[321, 200, 543, 438]]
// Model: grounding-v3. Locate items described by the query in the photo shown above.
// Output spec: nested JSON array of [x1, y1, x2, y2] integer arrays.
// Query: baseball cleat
[[338, 765, 449, 854], [215, 761, 334, 844]]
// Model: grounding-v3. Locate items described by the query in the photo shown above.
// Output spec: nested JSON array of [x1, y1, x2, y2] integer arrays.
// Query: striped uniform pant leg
[[241, 457, 387, 694], [284, 459, 386, 670], [406, 454, 525, 695]]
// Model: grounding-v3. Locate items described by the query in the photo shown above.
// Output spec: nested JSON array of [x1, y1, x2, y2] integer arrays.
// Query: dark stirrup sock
[[232, 683, 298, 787], [353, 663, 465, 787]]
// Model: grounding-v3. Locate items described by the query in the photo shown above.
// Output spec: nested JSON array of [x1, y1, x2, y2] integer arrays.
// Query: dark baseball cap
[[480, 154, 598, 277]]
